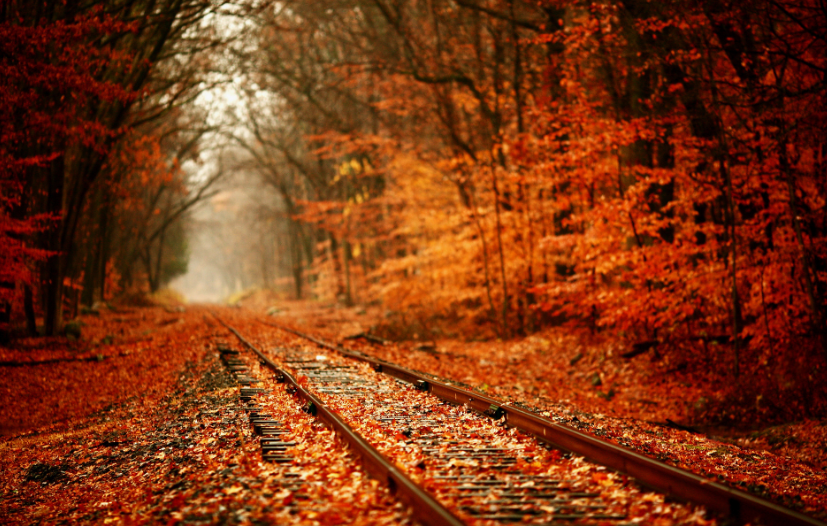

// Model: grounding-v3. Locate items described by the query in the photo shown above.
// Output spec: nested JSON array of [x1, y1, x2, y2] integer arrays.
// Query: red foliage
[[241, 0, 827, 417], [0, 8, 134, 323]]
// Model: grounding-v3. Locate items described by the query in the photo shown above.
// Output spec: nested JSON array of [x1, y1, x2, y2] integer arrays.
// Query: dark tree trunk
[[23, 285, 36, 336], [44, 154, 65, 336]]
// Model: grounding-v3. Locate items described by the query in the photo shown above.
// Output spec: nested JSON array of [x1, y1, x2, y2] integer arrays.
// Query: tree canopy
[[1, 0, 825, 414]]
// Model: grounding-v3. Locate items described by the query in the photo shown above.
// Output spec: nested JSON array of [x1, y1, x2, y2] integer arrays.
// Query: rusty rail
[[262, 319, 825, 526], [215, 317, 464, 526]]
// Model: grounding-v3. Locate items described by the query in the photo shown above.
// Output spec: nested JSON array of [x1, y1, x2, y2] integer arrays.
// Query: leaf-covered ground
[[1, 301, 825, 524], [255, 299, 827, 521], [0, 306, 411, 525], [219, 313, 716, 526]]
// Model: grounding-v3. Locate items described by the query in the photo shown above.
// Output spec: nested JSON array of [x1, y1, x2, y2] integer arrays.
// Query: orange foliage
[[248, 0, 827, 418]]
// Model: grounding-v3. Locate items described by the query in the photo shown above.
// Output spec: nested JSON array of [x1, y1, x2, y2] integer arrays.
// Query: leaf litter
[[220, 309, 717, 525], [0, 306, 412, 525], [254, 300, 827, 521], [1, 302, 824, 524]]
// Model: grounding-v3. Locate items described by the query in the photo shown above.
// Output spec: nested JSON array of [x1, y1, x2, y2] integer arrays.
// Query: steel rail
[[262, 319, 825, 526], [214, 316, 464, 526]]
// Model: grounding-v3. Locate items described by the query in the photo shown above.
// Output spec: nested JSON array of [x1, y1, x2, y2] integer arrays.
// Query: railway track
[[213, 313, 824, 526]]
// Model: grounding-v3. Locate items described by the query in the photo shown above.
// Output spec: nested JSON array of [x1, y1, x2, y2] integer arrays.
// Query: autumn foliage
[[237, 0, 827, 420], [1, 0, 825, 421], [0, 5, 130, 325], [0, 0, 227, 337]]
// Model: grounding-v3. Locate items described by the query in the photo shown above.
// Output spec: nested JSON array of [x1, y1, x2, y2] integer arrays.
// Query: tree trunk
[[343, 240, 353, 306], [469, 196, 499, 335], [97, 198, 111, 302], [152, 225, 166, 293], [783, 147, 827, 357], [0, 283, 12, 345], [44, 154, 65, 336], [490, 164, 509, 338], [290, 220, 303, 299], [23, 284, 36, 336], [329, 234, 345, 299], [721, 156, 743, 377]]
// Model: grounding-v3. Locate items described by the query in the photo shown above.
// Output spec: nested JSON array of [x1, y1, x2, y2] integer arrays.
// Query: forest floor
[[0, 299, 825, 523], [256, 299, 827, 467]]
